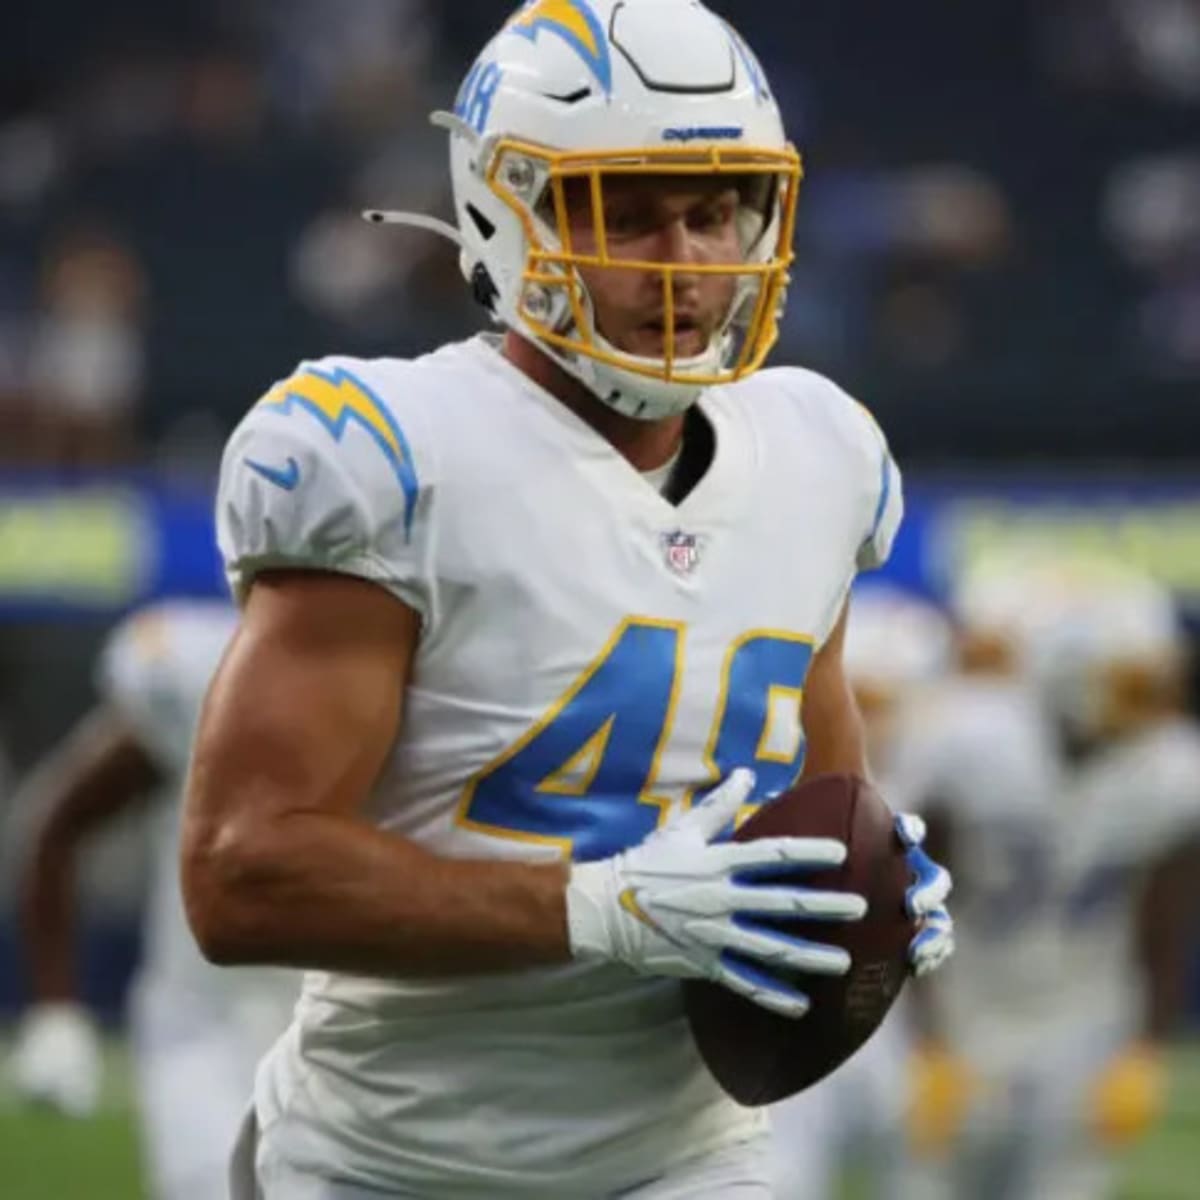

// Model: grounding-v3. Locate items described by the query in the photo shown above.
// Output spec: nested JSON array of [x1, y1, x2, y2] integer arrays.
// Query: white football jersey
[[217, 334, 902, 1196]]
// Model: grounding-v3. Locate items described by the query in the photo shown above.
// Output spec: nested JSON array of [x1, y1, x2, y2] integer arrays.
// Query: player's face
[[561, 175, 746, 360], [1095, 657, 1184, 738]]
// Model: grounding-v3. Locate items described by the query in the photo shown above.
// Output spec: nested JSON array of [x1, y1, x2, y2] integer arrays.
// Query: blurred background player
[[899, 553, 1200, 1200], [771, 584, 953, 1200], [1021, 559, 1200, 1198], [7, 599, 296, 1200], [893, 553, 1068, 1199]]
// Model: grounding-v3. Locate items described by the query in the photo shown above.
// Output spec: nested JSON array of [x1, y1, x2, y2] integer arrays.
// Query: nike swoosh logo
[[618, 887, 655, 929], [245, 456, 300, 491]]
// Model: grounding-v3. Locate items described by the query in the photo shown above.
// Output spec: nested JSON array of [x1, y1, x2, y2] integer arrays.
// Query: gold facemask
[[485, 138, 803, 387]]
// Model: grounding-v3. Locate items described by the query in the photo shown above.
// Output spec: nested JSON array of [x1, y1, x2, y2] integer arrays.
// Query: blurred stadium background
[[1, 0, 1199, 1196]]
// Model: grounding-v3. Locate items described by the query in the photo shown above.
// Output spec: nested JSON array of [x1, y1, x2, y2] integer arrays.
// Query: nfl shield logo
[[661, 529, 702, 575]]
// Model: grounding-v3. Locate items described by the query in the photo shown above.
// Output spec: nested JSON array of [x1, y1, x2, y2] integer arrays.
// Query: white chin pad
[[592, 329, 722, 376]]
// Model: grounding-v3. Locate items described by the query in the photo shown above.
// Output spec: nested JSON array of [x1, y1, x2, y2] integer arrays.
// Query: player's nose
[[652, 222, 704, 303], [655, 216, 702, 268]]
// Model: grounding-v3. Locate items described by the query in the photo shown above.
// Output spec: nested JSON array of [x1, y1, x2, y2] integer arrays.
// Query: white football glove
[[896, 813, 955, 976], [566, 768, 867, 1018], [9, 1002, 102, 1117]]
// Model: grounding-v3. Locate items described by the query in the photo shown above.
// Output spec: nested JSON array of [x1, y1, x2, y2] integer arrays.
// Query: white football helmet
[[954, 547, 1185, 738], [843, 584, 952, 773], [1024, 564, 1184, 740], [370, 0, 801, 419], [845, 585, 953, 697]]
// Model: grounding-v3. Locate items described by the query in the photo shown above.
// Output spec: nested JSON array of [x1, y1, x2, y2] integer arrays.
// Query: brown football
[[683, 773, 914, 1106]]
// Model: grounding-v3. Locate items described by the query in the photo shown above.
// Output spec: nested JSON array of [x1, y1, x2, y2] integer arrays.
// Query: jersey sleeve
[[852, 405, 904, 572], [217, 358, 436, 619], [776, 368, 905, 573]]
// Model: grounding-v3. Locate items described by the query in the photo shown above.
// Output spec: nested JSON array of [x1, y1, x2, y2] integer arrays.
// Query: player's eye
[[687, 194, 737, 233], [604, 203, 653, 239]]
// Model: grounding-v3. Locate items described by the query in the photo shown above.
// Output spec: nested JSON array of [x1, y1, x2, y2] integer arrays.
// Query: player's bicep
[[186, 571, 417, 841]]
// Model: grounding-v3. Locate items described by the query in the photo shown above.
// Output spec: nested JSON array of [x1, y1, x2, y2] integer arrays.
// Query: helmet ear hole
[[469, 262, 500, 314], [466, 204, 496, 241]]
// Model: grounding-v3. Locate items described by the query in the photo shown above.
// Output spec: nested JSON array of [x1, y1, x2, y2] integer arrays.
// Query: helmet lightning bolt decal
[[507, 0, 613, 96]]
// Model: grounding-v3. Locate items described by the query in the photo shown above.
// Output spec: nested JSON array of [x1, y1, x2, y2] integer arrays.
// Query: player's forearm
[[1136, 838, 1200, 1040], [20, 839, 81, 1002], [17, 714, 158, 1001], [1142, 966, 1185, 1044], [800, 672, 868, 780], [182, 809, 572, 976], [1140, 887, 1189, 1042], [798, 605, 869, 780]]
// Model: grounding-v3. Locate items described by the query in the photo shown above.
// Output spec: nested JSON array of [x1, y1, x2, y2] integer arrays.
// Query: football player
[[1018, 562, 1200, 1199], [181, 3, 954, 1197], [898, 554, 1200, 1200], [8, 599, 296, 1200], [771, 585, 953, 1200], [890, 554, 1067, 1200]]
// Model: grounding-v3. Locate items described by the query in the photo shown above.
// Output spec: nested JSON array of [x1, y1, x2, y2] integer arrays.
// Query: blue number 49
[[457, 617, 814, 861]]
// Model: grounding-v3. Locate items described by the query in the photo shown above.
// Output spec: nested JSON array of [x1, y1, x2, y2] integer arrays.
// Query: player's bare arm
[[798, 601, 868, 781], [1136, 833, 1200, 1041], [20, 707, 162, 1001], [10, 705, 160, 1116], [182, 570, 573, 975]]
